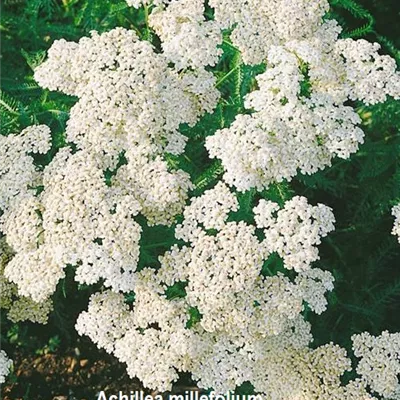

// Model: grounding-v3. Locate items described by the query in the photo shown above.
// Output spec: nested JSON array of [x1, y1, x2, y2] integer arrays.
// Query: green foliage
[[35, 335, 61, 355], [293, 97, 400, 346], [186, 306, 202, 328], [330, 0, 375, 38], [165, 281, 188, 300]]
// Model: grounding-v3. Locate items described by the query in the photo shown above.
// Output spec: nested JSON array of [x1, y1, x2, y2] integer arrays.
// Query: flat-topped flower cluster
[[1, 0, 400, 397]]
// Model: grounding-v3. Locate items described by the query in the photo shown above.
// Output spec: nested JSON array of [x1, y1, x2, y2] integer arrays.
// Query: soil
[[1, 339, 202, 400], [1, 341, 150, 400]]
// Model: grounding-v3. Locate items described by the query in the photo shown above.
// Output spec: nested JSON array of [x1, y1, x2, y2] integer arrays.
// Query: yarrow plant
[[0, 350, 12, 385], [1, 0, 400, 397]]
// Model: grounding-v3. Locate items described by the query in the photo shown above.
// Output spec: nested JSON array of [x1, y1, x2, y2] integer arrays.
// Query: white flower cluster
[[0, 125, 51, 211], [6, 297, 53, 324], [254, 196, 335, 272], [2, 1, 399, 397], [0, 238, 53, 324], [112, 153, 193, 226], [209, 0, 330, 65], [336, 39, 400, 105], [77, 280, 381, 398], [122, 1, 399, 193], [0, 126, 63, 303], [34, 27, 219, 158], [1, 18, 223, 303], [205, 18, 400, 191], [41, 149, 142, 292], [125, 0, 222, 71], [392, 204, 400, 243], [34, 27, 219, 224], [4, 243, 65, 303], [149, 0, 223, 70], [352, 331, 400, 399], [113, 274, 191, 391], [169, 189, 336, 334], [174, 181, 239, 241], [77, 272, 192, 392], [76, 290, 135, 353], [1, 144, 144, 301], [76, 186, 342, 393], [0, 350, 12, 385]]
